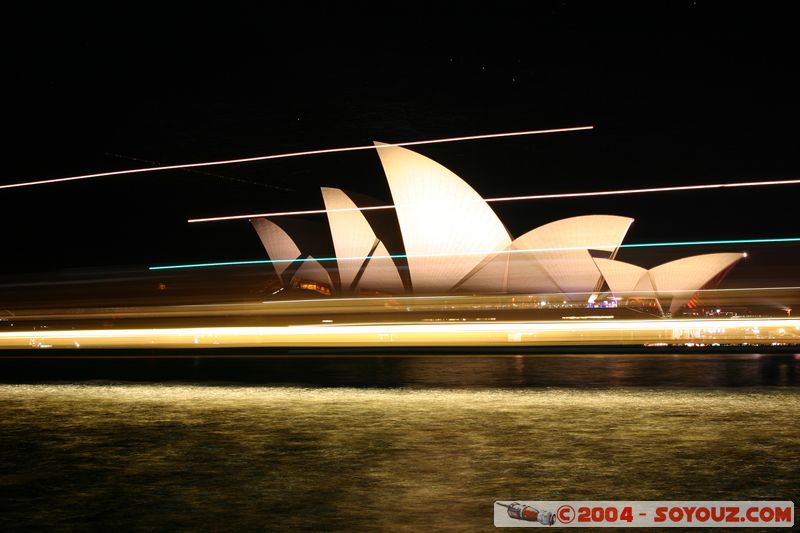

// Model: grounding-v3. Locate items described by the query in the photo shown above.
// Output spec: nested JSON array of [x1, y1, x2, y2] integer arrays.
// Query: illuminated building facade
[[250, 143, 744, 313]]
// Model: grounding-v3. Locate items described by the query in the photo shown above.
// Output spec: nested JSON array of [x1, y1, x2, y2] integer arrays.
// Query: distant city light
[[0, 126, 593, 190], [148, 236, 798, 270], [187, 178, 800, 223]]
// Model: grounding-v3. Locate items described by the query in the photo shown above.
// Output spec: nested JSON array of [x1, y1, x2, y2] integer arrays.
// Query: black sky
[[3, 3, 799, 282]]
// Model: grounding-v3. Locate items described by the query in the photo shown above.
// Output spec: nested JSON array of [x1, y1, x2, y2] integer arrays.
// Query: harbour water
[[1, 355, 798, 531]]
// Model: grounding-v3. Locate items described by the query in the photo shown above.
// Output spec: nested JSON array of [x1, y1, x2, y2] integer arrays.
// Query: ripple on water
[[1, 384, 798, 531]]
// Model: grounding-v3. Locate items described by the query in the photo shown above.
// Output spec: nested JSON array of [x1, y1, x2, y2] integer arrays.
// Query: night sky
[[3, 3, 799, 286]]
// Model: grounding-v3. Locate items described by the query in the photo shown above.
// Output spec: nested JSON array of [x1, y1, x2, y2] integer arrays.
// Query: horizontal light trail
[[607, 285, 800, 295], [190, 204, 396, 222], [187, 178, 800, 223], [5, 286, 797, 322], [0, 126, 592, 190], [148, 236, 800, 270], [1, 318, 797, 350], [619, 237, 798, 248], [487, 178, 800, 202], [2, 319, 796, 339], [255, 286, 800, 305]]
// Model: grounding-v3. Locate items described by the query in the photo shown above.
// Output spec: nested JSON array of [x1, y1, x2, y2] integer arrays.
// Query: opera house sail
[[373, 141, 513, 293], [249, 143, 745, 316], [320, 187, 405, 294], [594, 253, 745, 314]]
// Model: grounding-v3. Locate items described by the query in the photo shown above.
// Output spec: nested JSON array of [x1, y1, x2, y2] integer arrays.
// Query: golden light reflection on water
[[1, 384, 798, 531]]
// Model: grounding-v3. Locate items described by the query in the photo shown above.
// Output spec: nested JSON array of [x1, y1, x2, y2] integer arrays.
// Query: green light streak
[[148, 236, 800, 271], [151, 259, 276, 270], [619, 237, 800, 248]]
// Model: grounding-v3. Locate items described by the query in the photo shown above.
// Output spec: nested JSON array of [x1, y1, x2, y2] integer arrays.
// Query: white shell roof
[[593, 257, 648, 293], [514, 215, 634, 253], [321, 187, 404, 293], [357, 241, 405, 293], [509, 215, 633, 297], [595, 252, 745, 313], [460, 215, 633, 296], [374, 142, 512, 292], [250, 149, 742, 307], [649, 252, 744, 312], [321, 187, 381, 290], [251, 218, 302, 276], [458, 251, 510, 293], [294, 256, 333, 287]]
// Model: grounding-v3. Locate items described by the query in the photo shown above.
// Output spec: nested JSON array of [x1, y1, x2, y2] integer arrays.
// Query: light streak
[[4, 286, 797, 322], [607, 285, 800, 295], [486, 178, 800, 202], [148, 236, 799, 270], [0, 126, 592, 190], [255, 286, 800, 304], [187, 178, 800, 223], [618, 237, 799, 248], [1, 318, 797, 350]]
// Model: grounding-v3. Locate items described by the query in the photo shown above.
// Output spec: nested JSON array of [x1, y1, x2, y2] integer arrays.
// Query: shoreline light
[[148, 236, 798, 271], [0, 126, 592, 190]]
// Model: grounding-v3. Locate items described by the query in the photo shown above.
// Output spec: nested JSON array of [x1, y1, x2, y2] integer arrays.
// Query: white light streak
[[188, 178, 800, 223], [0, 126, 592, 190], [487, 178, 800, 202]]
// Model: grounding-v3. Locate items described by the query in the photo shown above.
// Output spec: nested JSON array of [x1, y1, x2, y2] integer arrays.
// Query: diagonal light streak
[[187, 178, 800, 223], [0, 126, 593, 190]]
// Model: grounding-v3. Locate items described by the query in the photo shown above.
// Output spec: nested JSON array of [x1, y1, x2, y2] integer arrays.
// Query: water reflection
[[0, 384, 798, 531]]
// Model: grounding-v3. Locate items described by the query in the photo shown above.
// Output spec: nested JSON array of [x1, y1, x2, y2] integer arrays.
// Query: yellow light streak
[[2, 318, 797, 349]]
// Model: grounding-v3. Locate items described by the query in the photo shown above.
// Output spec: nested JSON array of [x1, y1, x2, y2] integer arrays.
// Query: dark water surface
[[1, 355, 798, 531]]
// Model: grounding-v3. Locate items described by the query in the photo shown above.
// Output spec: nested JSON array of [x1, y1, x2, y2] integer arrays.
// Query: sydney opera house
[[251, 142, 744, 316]]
